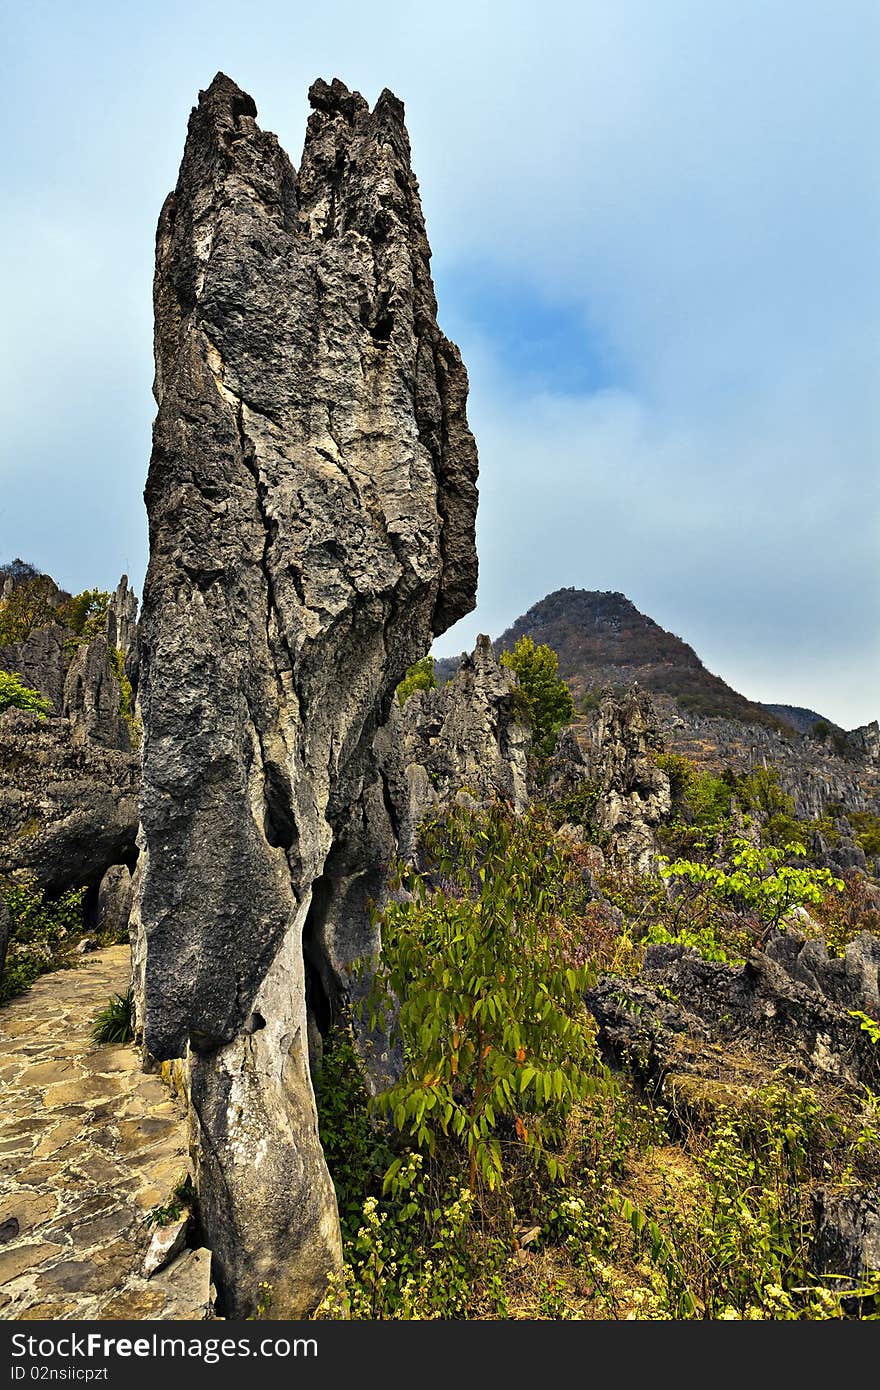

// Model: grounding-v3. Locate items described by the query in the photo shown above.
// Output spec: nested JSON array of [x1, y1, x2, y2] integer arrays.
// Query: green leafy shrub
[[0, 671, 51, 717], [366, 802, 607, 1191], [396, 655, 436, 707], [314, 1022, 394, 1241], [316, 1152, 509, 1319], [0, 878, 86, 1001], [107, 646, 141, 748], [0, 574, 59, 645], [623, 1086, 879, 1319], [499, 636, 574, 759], [661, 838, 844, 943], [546, 782, 608, 845], [848, 811, 880, 860], [654, 752, 731, 827], [57, 588, 110, 639], [91, 988, 134, 1044]]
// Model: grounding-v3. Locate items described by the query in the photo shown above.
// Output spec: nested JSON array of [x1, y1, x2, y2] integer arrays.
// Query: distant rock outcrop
[[490, 587, 879, 822], [0, 576, 140, 898], [494, 588, 781, 728], [0, 709, 139, 896], [136, 74, 478, 1316], [393, 636, 530, 860], [63, 638, 131, 752], [588, 688, 671, 873], [0, 624, 69, 714]]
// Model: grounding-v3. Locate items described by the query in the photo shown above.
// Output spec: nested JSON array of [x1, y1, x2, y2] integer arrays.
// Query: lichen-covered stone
[[138, 73, 478, 1315]]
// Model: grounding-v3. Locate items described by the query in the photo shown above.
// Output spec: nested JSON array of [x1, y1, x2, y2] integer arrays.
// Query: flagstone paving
[[0, 947, 213, 1319]]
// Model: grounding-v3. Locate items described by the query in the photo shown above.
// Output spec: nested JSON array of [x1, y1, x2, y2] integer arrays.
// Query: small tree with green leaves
[[57, 588, 110, 639], [365, 802, 606, 1192], [500, 636, 574, 759], [396, 655, 436, 707], [1, 877, 86, 1000], [0, 671, 51, 717], [661, 838, 844, 944], [0, 575, 59, 645]]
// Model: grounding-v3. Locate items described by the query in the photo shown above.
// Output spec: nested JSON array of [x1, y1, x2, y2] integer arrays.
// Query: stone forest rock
[[393, 636, 530, 860], [105, 576, 140, 689], [0, 572, 140, 899], [0, 895, 9, 985], [95, 864, 134, 943], [63, 638, 131, 752], [137, 73, 478, 1315], [812, 1188, 880, 1287], [588, 688, 671, 873], [588, 937, 880, 1096], [0, 624, 68, 714], [0, 710, 139, 897]]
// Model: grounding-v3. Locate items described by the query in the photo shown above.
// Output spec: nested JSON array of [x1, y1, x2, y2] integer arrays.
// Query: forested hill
[[488, 587, 784, 727]]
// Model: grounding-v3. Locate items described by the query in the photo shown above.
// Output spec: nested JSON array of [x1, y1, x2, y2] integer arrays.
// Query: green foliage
[[396, 655, 436, 707], [57, 588, 110, 639], [0, 670, 51, 717], [661, 837, 844, 940], [731, 768, 805, 847], [499, 636, 574, 759], [627, 1086, 879, 1319], [107, 646, 140, 748], [644, 919, 745, 964], [546, 781, 608, 845], [580, 689, 604, 713], [847, 811, 880, 860], [365, 802, 606, 1191], [316, 1153, 508, 1319], [91, 988, 134, 1044], [0, 574, 58, 645], [0, 878, 86, 1001], [314, 1022, 394, 1241], [145, 1175, 193, 1228], [850, 1011, 880, 1046], [654, 752, 732, 827]]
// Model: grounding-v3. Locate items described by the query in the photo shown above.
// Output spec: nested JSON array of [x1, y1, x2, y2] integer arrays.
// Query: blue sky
[[1, 0, 877, 726]]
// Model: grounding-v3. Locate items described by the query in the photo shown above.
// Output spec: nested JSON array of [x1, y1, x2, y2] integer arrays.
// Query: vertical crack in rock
[[137, 73, 478, 1315]]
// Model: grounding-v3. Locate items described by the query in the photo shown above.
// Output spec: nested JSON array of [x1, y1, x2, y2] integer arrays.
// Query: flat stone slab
[[0, 946, 213, 1319]]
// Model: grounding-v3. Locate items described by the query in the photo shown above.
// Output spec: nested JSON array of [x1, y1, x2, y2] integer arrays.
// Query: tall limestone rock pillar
[[137, 74, 478, 1315]]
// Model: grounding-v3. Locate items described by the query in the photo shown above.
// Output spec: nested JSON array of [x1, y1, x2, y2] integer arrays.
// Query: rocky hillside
[[437, 587, 879, 820], [490, 588, 783, 727]]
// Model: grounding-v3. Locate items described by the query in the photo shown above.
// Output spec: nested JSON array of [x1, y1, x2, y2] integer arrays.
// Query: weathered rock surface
[[0, 710, 139, 896], [764, 929, 880, 1017], [137, 73, 478, 1315], [95, 864, 134, 943], [588, 688, 671, 873], [393, 636, 530, 860], [542, 726, 593, 804], [63, 638, 130, 752], [812, 1188, 880, 1286], [588, 937, 880, 1094], [0, 625, 68, 713], [105, 576, 140, 690]]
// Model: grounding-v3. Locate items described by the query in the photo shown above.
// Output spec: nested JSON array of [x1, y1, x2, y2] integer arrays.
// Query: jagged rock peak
[[138, 75, 478, 1315]]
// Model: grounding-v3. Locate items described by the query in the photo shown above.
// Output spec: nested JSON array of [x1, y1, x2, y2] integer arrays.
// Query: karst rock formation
[[136, 74, 478, 1315]]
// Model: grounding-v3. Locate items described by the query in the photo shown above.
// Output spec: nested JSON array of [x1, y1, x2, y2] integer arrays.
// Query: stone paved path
[[0, 947, 212, 1319]]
